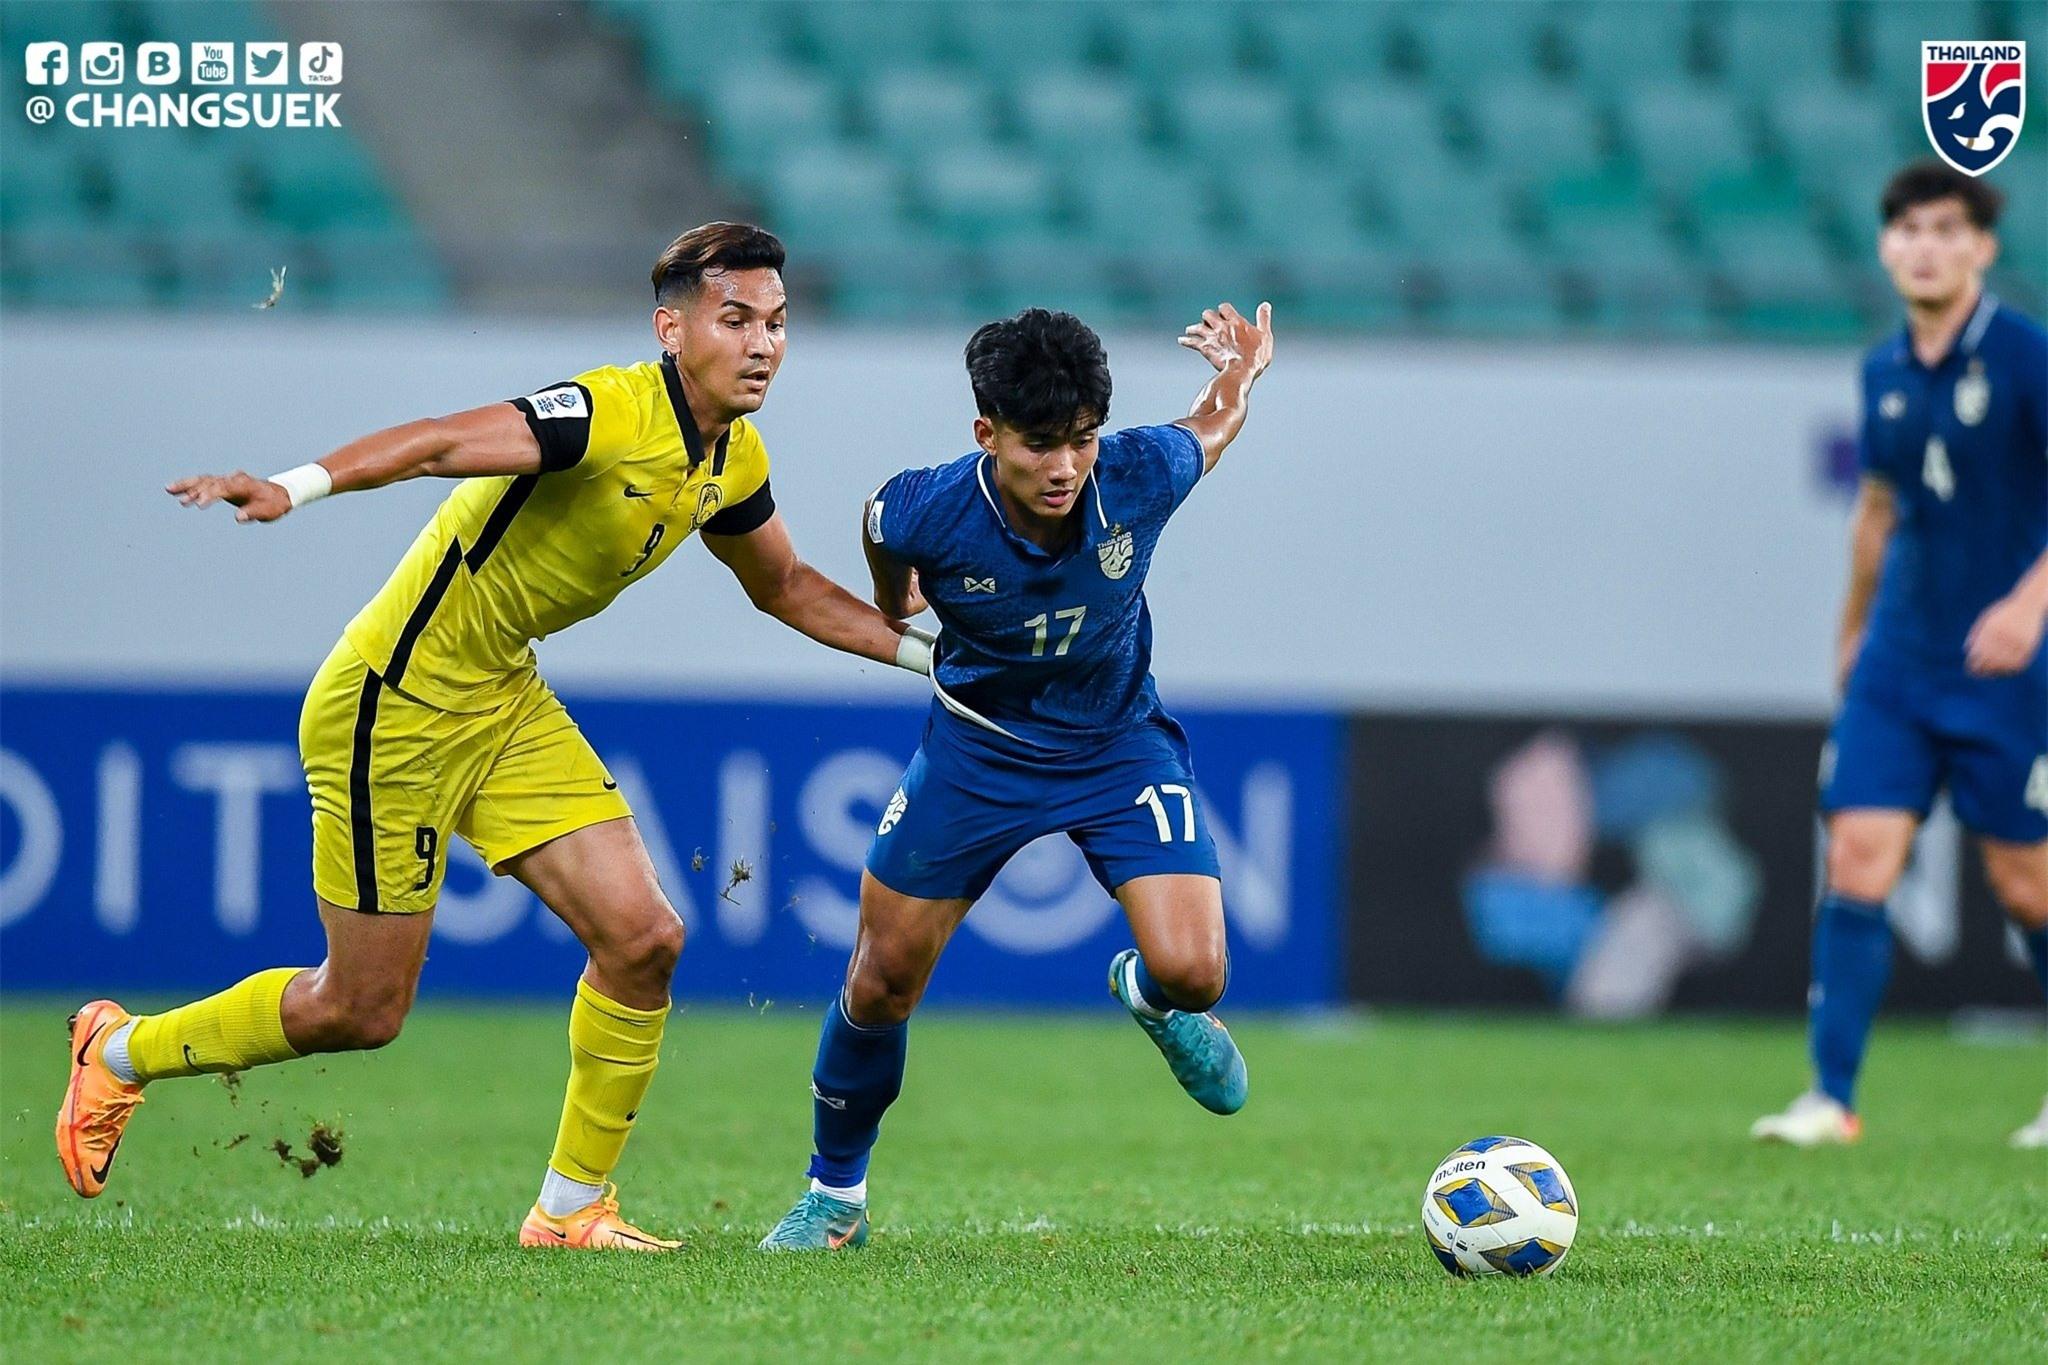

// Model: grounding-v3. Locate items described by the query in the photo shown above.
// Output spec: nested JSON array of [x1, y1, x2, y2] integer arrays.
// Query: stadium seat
[[4, 227, 176, 308], [0, 134, 92, 228], [798, 0, 951, 74], [1069, 153, 1224, 254], [1539, 172, 1678, 269], [1011, 71, 1150, 158], [1466, 81, 1613, 183], [858, 67, 996, 158], [1707, 0, 1849, 96], [635, 2, 794, 97], [762, 145, 906, 253], [94, 137, 254, 231], [697, 61, 842, 170], [971, 230, 1127, 322], [1560, 1, 1702, 87], [1252, 1, 1399, 84], [306, 226, 451, 309], [1271, 238, 1412, 328], [1378, 171, 1527, 256], [948, 2, 1104, 75], [1765, 87, 1917, 205], [1856, 1, 1987, 91], [917, 146, 1058, 244], [1167, 78, 1299, 163], [1624, 88, 1760, 197], [1317, 83, 1451, 174], [1226, 158, 1365, 255], [1409, 1, 1559, 85], [1104, 2, 1250, 83]]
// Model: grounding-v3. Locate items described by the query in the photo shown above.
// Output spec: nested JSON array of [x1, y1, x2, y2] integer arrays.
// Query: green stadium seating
[[917, 146, 1058, 244], [1466, 81, 1613, 183], [763, 145, 906, 253], [858, 67, 996, 157], [1540, 171, 1680, 270], [947, 3, 1102, 75], [1857, 1, 1990, 93], [699, 61, 841, 172], [1562, 0, 1703, 86], [634, 2, 794, 97], [1105, 3, 1251, 83], [1708, 0, 1849, 95], [1011, 71, 1150, 157], [1625, 88, 1761, 195], [1227, 159, 1366, 255], [971, 230, 1128, 322], [799, 0, 951, 76], [1168, 79, 1299, 163], [1317, 83, 1451, 173], [1069, 153, 1223, 254], [1253, 2, 1399, 84], [1409, 1, 1560, 85], [1766, 86, 1918, 206]]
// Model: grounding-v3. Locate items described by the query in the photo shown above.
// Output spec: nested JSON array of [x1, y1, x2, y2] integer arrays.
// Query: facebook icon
[[24, 42, 68, 85]]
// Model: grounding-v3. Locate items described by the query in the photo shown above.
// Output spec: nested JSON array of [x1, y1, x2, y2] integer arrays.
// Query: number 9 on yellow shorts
[[299, 640, 630, 913]]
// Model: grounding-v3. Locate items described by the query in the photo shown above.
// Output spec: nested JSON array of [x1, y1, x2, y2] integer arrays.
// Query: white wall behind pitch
[[0, 316, 1858, 716]]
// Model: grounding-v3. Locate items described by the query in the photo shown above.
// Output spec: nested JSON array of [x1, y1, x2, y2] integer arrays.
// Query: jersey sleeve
[[506, 365, 641, 476], [701, 421, 777, 536], [865, 467, 934, 563], [1854, 359, 1889, 484], [1113, 423, 1205, 516]]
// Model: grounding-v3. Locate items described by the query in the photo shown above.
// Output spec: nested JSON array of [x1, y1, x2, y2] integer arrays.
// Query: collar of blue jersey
[[658, 351, 731, 475], [973, 454, 1109, 561], [1895, 292, 1999, 371]]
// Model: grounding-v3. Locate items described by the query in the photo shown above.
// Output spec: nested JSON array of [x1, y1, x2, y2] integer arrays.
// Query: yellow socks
[[121, 967, 306, 1082], [546, 978, 668, 1187]]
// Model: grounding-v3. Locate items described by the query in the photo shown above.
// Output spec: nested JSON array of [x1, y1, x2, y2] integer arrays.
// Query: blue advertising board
[[0, 686, 1343, 1008]]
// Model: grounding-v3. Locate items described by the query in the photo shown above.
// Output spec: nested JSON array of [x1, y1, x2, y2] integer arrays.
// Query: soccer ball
[[1421, 1135, 1578, 1278]]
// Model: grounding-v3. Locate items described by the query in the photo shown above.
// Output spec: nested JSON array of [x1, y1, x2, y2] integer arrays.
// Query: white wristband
[[267, 463, 332, 509], [894, 624, 936, 675]]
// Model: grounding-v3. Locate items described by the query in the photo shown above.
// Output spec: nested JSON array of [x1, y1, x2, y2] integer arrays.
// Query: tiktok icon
[[298, 41, 343, 85]]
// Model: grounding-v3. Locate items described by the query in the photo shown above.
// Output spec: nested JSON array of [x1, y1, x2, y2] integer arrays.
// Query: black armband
[[507, 381, 594, 472], [700, 478, 776, 536]]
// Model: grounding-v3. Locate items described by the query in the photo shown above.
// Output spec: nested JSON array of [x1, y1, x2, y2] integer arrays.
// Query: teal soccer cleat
[[1107, 949, 1248, 1115], [758, 1188, 870, 1252]]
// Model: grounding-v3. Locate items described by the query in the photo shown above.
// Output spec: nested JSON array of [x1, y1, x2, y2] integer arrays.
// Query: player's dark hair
[[1880, 161, 2003, 229], [964, 308, 1112, 439], [652, 222, 786, 305]]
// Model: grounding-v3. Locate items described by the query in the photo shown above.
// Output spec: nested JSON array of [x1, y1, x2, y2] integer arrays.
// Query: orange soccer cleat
[[56, 1000, 145, 1198], [518, 1184, 681, 1252]]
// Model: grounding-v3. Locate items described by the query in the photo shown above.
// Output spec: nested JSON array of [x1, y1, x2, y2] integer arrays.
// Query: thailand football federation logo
[[1098, 523, 1134, 580], [1921, 41, 2025, 176]]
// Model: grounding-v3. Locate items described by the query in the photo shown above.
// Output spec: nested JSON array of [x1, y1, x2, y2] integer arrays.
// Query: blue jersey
[[1857, 295, 2048, 680], [868, 422, 1205, 756]]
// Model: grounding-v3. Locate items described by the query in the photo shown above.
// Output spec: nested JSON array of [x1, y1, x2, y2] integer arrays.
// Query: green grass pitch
[[2, 1002, 2042, 1361]]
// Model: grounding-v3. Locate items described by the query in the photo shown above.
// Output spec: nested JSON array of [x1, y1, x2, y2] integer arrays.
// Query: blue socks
[[2022, 925, 2047, 993], [1809, 893, 1893, 1111], [1132, 956, 1179, 1014], [806, 993, 907, 1189], [1132, 953, 1228, 1014]]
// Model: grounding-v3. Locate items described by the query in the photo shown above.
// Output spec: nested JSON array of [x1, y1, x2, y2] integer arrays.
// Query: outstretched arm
[[705, 511, 929, 672], [1174, 301, 1275, 474], [166, 402, 544, 523]]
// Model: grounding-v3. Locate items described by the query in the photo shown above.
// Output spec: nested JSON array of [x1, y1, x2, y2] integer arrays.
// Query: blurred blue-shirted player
[[762, 302, 1276, 1249], [1754, 164, 2048, 1150]]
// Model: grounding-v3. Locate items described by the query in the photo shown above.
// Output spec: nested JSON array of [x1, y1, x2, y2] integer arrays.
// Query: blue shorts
[[1821, 653, 2048, 843], [865, 709, 1222, 901]]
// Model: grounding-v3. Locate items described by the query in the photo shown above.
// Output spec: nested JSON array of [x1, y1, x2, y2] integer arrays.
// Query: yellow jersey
[[343, 355, 774, 712]]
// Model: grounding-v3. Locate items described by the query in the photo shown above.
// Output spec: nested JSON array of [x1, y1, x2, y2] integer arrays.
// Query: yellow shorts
[[300, 640, 630, 914]]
